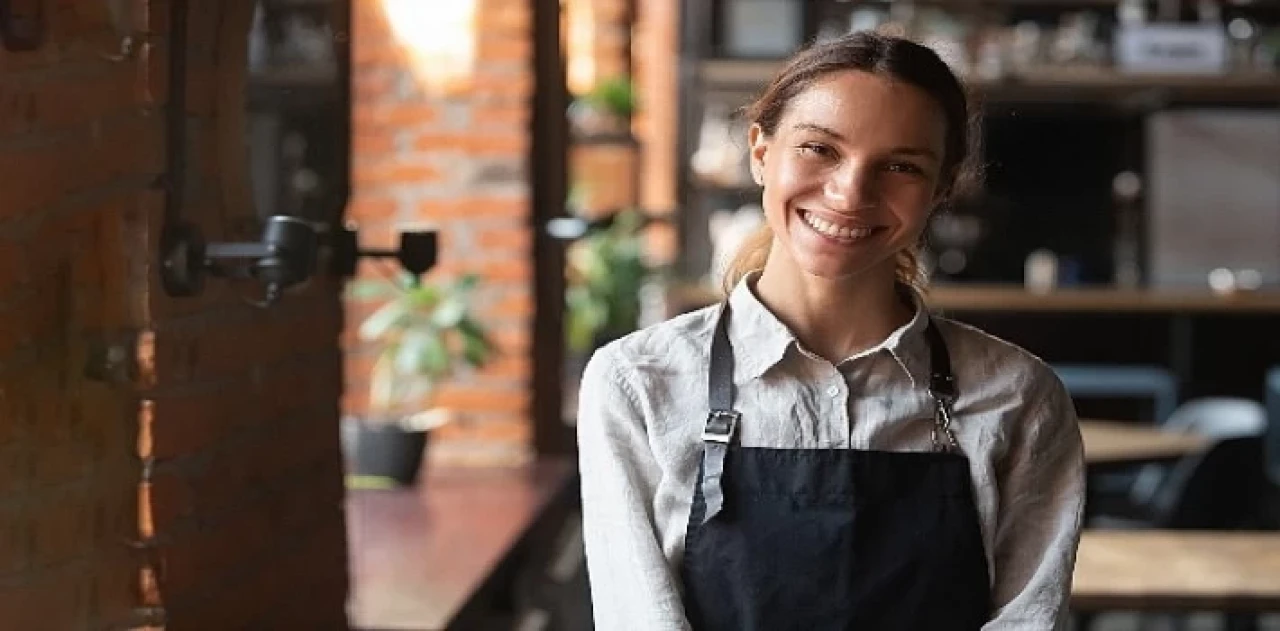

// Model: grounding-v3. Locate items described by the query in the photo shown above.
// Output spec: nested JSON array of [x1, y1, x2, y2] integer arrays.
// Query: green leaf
[[369, 352, 398, 410], [347, 279, 399, 301], [462, 334, 490, 367], [358, 299, 412, 341], [431, 297, 466, 328]]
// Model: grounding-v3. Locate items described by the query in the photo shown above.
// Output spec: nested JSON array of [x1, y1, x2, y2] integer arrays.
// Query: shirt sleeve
[[983, 367, 1087, 630], [576, 345, 692, 631]]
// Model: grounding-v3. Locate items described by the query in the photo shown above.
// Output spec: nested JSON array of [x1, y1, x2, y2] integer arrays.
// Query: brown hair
[[721, 31, 981, 295]]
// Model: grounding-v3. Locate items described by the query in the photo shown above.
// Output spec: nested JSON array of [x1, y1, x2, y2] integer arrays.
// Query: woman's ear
[[748, 124, 768, 186]]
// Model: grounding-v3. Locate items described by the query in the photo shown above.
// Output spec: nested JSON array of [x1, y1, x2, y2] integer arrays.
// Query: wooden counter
[[346, 458, 576, 631], [666, 282, 1280, 316], [1073, 530, 1280, 612]]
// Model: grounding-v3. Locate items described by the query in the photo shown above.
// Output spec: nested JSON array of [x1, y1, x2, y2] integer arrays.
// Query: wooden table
[[1080, 419, 1209, 468], [346, 458, 576, 630], [1073, 530, 1280, 612]]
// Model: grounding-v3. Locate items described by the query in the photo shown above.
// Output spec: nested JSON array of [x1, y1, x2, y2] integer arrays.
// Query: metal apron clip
[[925, 320, 960, 454]]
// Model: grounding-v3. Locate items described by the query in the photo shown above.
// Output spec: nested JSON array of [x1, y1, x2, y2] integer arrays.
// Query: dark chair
[[1082, 436, 1271, 631], [1090, 435, 1268, 530]]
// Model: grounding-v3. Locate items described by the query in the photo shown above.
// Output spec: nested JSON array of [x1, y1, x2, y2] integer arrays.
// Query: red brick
[[0, 240, 25, 303], [418, 195, 527, 220], [0, 444, 31, 498], [411, 131, 527, 155], [470, 72, 535, 99], [475, 226, 531, 251], [346, 195, 400, 221], [353, 162, 443, 189], [29, 484, 95, 567], [353, 69, 396, 101], [473, 105, 528, 128], [477, 258, 531, 282], [481, 290, 535, 319], [147, 469, 194, 531], [435, 386, 530, 414], [0, 501, 30, 575], [478, 37, 532, 63], [0, 569, 92, 630], [353, 102, 439, 129], [29, 441, 95, 489], [477, 355, 531, 380], [352, 131, 397, 156], [160, 506, 275, 597]]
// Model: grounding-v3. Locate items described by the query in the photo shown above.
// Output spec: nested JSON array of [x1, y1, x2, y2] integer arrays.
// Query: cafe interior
[[1, 0, 1279, 629]]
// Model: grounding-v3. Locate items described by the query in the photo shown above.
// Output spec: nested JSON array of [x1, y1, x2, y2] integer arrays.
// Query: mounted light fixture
[[155, 0, 433, 307], [379, 0, 478, 95], [159, 217, 440, 307]]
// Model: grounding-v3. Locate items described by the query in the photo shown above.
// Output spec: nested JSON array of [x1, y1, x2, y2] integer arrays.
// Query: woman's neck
[[753, 251, 912, 365]]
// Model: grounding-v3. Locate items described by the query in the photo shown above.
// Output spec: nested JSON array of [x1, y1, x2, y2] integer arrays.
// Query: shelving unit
[[673, 0, 1280, 291]]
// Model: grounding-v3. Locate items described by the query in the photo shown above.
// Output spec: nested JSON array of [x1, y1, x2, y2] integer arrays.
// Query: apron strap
[[924, 320, 960, 453], [700, 302, 739, 524], [698, 303, 961, 524]]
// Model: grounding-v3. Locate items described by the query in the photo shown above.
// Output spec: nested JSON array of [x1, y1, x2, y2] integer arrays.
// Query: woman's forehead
[[778, 71, 946, 150]]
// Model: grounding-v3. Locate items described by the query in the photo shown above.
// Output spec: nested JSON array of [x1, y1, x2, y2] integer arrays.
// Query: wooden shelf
[[699, 59, 1280, 105], [665, 281, 1280, 315], [927, 284, 1280, 313]]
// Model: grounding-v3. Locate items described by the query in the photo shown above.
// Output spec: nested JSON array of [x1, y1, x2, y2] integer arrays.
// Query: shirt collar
[[724, 270, 932, 388]]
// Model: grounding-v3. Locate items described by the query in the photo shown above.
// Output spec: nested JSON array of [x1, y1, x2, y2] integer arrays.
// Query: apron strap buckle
[[703, 410, 741, 444]]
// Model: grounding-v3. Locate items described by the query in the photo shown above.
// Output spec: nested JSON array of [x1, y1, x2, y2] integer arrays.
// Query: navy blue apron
[[680, 302, 992, 630]]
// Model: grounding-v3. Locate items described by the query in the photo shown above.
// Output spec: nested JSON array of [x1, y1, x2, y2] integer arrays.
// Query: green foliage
[[354, 272, 494, 419], [583, 75, 637, 118], [565, 209, 651, 353]]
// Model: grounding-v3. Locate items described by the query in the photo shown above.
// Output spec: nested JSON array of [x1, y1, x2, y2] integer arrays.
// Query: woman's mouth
[[797, 209, 882, 244]]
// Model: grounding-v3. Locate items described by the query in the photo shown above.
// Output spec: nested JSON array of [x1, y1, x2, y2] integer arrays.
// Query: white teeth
[[801, 211, 874, 240]]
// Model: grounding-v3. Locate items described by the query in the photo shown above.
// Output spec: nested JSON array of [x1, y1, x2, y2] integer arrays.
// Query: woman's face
[[749, 70, 948, 283]]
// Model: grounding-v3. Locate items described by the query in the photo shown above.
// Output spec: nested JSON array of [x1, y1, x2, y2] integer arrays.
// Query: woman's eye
[[797, 143, 834, 158], [886, 162, 924, 175]]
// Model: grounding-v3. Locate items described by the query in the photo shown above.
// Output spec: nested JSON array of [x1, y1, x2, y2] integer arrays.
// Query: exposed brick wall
[[142, 0, 350, 627], [1, 1, 349, 628], [633, 0, 680, 264], [0, 2, 160, 627], [345, 0, 534, 467]]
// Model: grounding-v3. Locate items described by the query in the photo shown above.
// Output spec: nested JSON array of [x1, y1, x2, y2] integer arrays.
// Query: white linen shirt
[[576, 273, 1086, 630]]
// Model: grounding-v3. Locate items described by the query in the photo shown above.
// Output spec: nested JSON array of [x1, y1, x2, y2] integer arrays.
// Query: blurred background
[[0, 0, 1278, 629]]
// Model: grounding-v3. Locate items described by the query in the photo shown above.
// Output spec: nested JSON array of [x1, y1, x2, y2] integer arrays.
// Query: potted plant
[[568, 75, 637, 138], [344, 272, 494, 489], [565, 208, 652, 355]]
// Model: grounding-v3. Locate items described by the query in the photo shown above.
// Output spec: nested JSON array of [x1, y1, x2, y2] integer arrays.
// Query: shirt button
[[827, 385, 840, 397]]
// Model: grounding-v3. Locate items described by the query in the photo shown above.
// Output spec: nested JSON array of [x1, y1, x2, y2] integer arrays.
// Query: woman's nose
[[824, 164, 877, 212]]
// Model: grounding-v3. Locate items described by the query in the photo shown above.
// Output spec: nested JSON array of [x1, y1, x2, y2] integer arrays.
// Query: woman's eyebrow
[[791, 122, 940, 161]]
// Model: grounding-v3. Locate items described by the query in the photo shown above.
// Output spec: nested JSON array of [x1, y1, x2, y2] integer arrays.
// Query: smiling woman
[[577, 31, 1085, 631]]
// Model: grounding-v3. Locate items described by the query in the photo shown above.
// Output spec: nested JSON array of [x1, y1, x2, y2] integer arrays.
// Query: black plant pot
[[344, 419, 429, 487]]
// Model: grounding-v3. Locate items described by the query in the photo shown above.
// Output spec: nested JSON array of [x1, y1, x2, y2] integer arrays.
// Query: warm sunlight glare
[[380, 0, 478, 95]]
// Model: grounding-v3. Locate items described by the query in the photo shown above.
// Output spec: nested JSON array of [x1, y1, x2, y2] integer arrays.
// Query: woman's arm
[[983, 369, 1087, 630], [577, 345, 692, 631]]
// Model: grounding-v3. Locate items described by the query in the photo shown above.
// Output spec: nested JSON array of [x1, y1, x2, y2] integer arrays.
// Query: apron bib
[[680, 303, 991, 630]]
